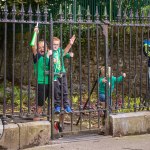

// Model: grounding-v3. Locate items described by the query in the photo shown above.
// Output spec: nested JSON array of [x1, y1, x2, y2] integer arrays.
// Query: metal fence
[[1, 0, 150, 21], [0, 2, 150, 138], [43, 0, 150, 21]]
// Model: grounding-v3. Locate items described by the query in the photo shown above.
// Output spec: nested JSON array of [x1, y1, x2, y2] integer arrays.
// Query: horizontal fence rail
[[0, 2, 149, 138]]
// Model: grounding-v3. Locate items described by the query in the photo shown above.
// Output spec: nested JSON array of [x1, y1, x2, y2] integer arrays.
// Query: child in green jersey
[[52, 36, 75, 134], [53, 36, 75, 114], [31, 26, 52, 120], [99, 66, 126, 113], [143, 39, 150, 90]]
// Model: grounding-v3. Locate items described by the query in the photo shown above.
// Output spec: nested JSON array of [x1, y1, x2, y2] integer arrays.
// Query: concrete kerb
[[0, 121, 51, 150], [18, 121, 51, 149], [110, 111, 150, 137], [0, 123, 19, 150], [0, 111, 150, 149]]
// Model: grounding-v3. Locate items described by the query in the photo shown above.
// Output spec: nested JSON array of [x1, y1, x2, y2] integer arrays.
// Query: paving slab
[[24, 134, 150, 150]]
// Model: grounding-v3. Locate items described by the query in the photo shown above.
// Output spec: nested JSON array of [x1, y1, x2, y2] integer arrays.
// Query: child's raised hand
[[34, 26, 39, 33], [47, 50, 52, 57], [122, 73, 126, 78], [69, 52, 74, 57], [102, 77, 107, 83], [70, 35, 76, 45]]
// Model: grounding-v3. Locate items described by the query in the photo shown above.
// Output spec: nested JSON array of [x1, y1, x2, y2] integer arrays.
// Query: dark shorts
[[99, 94, 106, 102], [37, 84, 50, 106], [99, 93, 112, 106]]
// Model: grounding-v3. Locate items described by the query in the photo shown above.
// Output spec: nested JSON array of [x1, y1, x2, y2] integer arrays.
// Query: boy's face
[[38, 41, 47, 55], [101, 67, 112, 77], [53, 40, 60, 50], [100, 67, 105, 75]]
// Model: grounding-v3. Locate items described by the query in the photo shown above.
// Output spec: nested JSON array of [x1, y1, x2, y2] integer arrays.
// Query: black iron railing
[[0, 2, 149, 138]]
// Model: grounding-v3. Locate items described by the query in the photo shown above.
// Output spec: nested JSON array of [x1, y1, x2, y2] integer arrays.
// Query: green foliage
[[71, 92, 98, 109], [115, 96, 147, 113], [72, 95, 78, 104], [0, 82, 148, 113], [0, 0, 48, 14], [1, 0, 149, 22], [0, 82, 35, 110], [141, 5, 150, 16]]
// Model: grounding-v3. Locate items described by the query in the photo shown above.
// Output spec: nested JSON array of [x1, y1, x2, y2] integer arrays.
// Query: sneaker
[[54, 106, 60, 114], [64, 106, 72, 113]]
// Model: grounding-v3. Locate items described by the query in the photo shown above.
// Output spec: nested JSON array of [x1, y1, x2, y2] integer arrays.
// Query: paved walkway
[[25, 134, 150, 150]]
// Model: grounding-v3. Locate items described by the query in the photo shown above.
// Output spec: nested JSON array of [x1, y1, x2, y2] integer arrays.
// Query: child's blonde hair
[[53, 37, 60, 43], [99, 66, 105, 71]]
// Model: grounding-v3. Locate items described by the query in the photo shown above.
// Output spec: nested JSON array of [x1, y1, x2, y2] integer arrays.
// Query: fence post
[[73, 0, 76, 21], [102, 6, 110, 135], [110, 0, 112, 21], [50, 13, 54, 140], [2, 2, 8, 124]]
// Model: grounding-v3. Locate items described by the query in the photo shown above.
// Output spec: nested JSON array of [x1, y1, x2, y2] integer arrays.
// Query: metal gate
[[0, 2, 149, 139]]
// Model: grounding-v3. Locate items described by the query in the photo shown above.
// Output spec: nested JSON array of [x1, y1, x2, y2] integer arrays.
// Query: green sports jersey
[[33, 53, 50, 84], [99, 76, 123, 96], [53, 48, 70, 80]]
